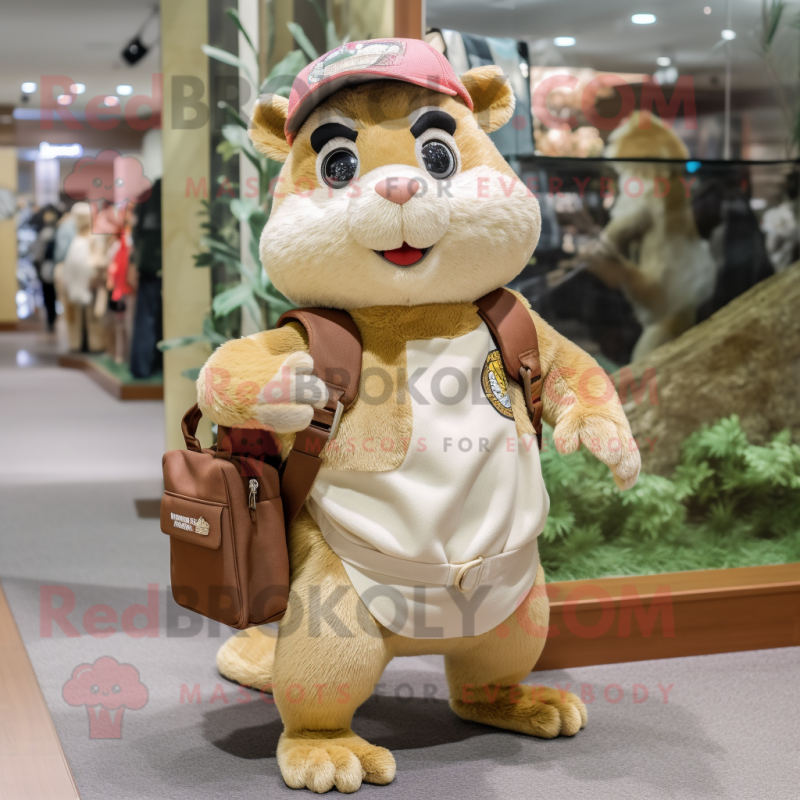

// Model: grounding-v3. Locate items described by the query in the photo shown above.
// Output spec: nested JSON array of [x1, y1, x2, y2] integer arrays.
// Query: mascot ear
[[250, 95, 291, 162], [460, 65, 516, 133]]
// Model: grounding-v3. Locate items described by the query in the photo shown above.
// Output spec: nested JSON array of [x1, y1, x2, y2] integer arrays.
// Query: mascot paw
[[252, 352, 329, 434], [553, 408, 641, 490], [451, 684, 587, 739], [278, 732, 396, 793]]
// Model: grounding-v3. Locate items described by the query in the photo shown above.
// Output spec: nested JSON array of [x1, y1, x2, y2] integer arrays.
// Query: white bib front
[[309, 322, 549, 638]]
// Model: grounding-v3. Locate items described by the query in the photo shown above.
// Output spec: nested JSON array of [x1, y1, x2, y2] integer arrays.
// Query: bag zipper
[[248, 478, 258, 510]]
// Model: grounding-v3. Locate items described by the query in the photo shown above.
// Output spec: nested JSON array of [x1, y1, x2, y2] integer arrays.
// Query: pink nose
[[374, 177, 420, 205]]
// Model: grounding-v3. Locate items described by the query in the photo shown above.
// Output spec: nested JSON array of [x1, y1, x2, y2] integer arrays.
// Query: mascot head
[[250, 38, 541, 309]]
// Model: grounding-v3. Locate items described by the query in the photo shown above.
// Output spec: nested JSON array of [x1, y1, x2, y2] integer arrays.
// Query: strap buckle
[[329, 400, 344, 439], [312, 400, 344, 440], [519, 366, 544, 450], [455, 556, 484, 593], [518, 366, 541, 417]]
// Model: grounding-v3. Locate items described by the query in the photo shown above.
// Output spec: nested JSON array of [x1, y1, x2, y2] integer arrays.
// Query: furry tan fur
[[200, 61, 640, 793]]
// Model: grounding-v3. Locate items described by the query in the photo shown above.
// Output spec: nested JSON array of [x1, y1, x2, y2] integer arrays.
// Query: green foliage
[[755, 0, 800, 154], [540, 415, 800, 581]]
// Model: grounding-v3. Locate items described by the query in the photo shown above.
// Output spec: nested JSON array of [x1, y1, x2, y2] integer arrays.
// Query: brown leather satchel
[[160, 290, 542, 629], [160, 307, 362, 629]]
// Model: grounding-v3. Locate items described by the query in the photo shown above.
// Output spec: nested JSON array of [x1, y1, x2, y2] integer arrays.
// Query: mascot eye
[[321, 148, 359, 189], [421, 140, 456, 180]]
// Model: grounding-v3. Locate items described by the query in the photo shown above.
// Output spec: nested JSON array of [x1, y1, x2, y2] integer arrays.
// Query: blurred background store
[[3, 1, 799, 424], [1, 2, 799, 799]]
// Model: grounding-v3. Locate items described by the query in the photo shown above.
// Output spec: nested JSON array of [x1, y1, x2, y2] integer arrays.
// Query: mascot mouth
[[376, 242, 432, 268]]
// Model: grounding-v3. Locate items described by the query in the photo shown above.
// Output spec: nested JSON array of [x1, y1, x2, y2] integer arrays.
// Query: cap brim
[[285, 73, 461, 144]]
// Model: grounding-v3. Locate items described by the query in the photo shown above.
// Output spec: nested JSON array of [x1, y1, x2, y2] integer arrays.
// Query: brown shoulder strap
[[475, 288, 543, 449], [276, 307, 362, 524]]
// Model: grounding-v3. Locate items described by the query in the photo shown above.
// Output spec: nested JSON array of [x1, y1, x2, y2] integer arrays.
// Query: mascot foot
[[450, 684, 587, 738], [277, 730, 396, 793], [216, 627, 276, 692]]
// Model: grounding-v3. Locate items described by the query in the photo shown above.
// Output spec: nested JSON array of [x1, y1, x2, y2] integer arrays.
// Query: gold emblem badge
[[481, 349, 514, 419], [194, 516, 210, 536]]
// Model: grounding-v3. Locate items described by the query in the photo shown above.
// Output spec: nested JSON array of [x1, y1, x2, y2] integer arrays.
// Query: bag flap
[[161, 492, 224, 549], [162, 449, 230, 505]]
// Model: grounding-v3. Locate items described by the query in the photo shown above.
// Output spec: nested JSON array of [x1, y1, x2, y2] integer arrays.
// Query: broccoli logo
[[62, 656, 148, 739]]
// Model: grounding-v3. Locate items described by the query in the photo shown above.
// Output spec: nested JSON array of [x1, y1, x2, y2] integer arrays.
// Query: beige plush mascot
[[197, 39, 641, 793], [576, 111, 716, 360]]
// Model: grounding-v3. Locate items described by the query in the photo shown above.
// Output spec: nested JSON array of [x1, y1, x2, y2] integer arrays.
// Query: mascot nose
[[374, 177, 420, 205]]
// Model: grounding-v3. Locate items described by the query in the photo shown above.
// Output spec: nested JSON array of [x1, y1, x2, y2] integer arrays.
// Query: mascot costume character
[[574, 111, 716, 361], [197, 38, 641, 793]]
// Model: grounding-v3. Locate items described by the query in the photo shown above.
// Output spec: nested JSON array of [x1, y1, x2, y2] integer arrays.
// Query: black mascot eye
[[321, 148, 358, 189], [421, 140, 456, 180]]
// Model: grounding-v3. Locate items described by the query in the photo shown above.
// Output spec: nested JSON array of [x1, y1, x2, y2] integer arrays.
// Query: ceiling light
[[21, 82, 37, 93], [656, 56, 671, 66], [104, 95, 120, 107], [56, 94, 73, 106], [704, 6, 712, 14], [721, 29, 736, 40], [116, 84, 133, 96], [554, 36, 576, 47], [632, 13, 656, 24], [654, 66, 679, 85], [70, 83, 86, 95]]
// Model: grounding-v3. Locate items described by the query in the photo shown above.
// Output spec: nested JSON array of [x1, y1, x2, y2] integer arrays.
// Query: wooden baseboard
[[58, 355, 163, 401], [535, 562, 800, 670], [0, 582, 80, 799], [0, 321, 18, 331]]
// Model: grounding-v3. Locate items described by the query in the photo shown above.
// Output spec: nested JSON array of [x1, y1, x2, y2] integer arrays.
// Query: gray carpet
[[1, 331, 798, 800]]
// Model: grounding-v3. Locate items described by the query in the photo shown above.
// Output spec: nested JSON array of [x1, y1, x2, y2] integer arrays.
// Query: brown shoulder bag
[[160, 307, 362, 629], [160, 289, 541, 630]]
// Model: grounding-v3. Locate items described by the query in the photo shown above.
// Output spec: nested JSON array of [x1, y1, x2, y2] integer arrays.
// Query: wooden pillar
[[161, 0, 213, 450], [0, 148, 17, 328], [394, 0, 424, 39]]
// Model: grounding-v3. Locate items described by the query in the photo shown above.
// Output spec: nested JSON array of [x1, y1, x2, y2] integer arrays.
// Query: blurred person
[[61, 203, 108, 352], [761, 172, 799, 273], [30, 206, 59, 331], [52, 205, 77, 320], [129, 178, 162, 378], [105, 208, 135, 364], [692, 169, 774, 320], [53, 204, 77, 266]]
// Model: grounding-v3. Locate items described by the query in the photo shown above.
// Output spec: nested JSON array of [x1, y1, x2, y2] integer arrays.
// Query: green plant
[[160, 4, 346, 376], [755, 0, 800, 155], [540, 415, 800, 581]]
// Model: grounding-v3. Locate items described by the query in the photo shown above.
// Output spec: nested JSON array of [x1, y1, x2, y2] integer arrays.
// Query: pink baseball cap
[[284, 38, 473, 144]]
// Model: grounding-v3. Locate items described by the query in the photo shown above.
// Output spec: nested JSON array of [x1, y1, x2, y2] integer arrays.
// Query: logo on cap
[[309, 40, 406, 85]]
